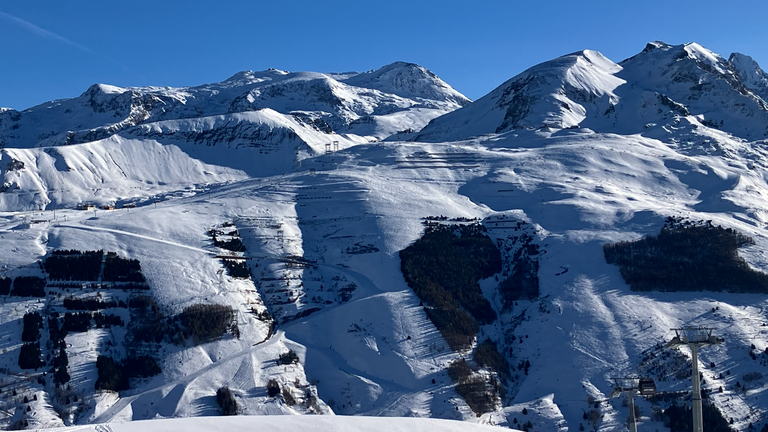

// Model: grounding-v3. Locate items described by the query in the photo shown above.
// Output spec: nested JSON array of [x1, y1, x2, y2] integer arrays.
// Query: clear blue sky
[[2, 0, 767, 110]]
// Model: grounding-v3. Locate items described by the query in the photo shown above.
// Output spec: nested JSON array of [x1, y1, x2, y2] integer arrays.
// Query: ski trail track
[[57, 222, 216, 256]]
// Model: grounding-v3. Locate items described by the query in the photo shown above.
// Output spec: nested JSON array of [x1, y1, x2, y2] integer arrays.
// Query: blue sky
[[1, 0, 767, 110]]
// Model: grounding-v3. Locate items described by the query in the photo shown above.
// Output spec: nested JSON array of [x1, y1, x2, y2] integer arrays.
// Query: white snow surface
[[2, 41, 768, 432], [49, 415, 514, 432]]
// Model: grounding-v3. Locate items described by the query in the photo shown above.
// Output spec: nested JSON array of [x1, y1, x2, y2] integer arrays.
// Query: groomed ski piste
[[1, 42, 768, 431]]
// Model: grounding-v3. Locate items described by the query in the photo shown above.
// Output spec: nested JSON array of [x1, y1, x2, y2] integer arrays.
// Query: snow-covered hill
[[0, 135, 246, 211], [2, 41, 768, 432], [416, 41, 768, 142]]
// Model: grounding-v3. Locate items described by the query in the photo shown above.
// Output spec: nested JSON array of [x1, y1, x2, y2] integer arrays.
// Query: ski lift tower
[[333, 140, 339, 152], [666, 327, 724, 432], [325, 143, 332, 155], [611, 377, 656, 432]]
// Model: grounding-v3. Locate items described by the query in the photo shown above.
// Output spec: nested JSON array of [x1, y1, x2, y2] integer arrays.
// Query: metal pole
[[691, 344, 703, 432], [667, 327, 723, 432], [628, 391, 637, 432]]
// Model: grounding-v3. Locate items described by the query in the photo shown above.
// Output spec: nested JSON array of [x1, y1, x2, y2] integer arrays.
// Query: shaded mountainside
[[415, 49, 623, 142]]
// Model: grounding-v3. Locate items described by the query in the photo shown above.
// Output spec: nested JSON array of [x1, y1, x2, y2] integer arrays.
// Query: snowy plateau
[[0, 41, 768, 432]]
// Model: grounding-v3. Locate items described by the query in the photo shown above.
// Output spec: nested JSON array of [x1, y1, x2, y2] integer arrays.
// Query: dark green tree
[[216, 387, 238, 415], [18, 342, 44, 369]]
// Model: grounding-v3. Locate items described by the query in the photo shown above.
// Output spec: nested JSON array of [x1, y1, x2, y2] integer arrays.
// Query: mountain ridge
[[416, 41, 768, 142], [0, 61, 467, 149]]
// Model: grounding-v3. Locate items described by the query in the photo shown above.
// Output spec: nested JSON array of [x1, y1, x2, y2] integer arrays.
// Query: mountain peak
[[224, 70, 257, 82], [222, 69, 291, 86], [730, 52, 761, 72], [378, 60, 420, 70], [414, 48, 623, 141], [729, 52, 768, 101], [641, 41, 672, 53], [342, 61, 471, 106], [681, 42, 730, 73], [82, 83, 128, 97]]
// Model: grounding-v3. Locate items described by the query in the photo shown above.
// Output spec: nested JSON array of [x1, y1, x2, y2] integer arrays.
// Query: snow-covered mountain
[[0, 61, 468, 149], [342, 61, 470, 105], [2, 42, 768, 432], [0, 62, 468, 209], [416, 41, 768, 142]]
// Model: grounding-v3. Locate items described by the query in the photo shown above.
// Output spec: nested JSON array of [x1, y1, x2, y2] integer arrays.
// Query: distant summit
[[342, 61, 471, 106], [0, 62, 468, 149]]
